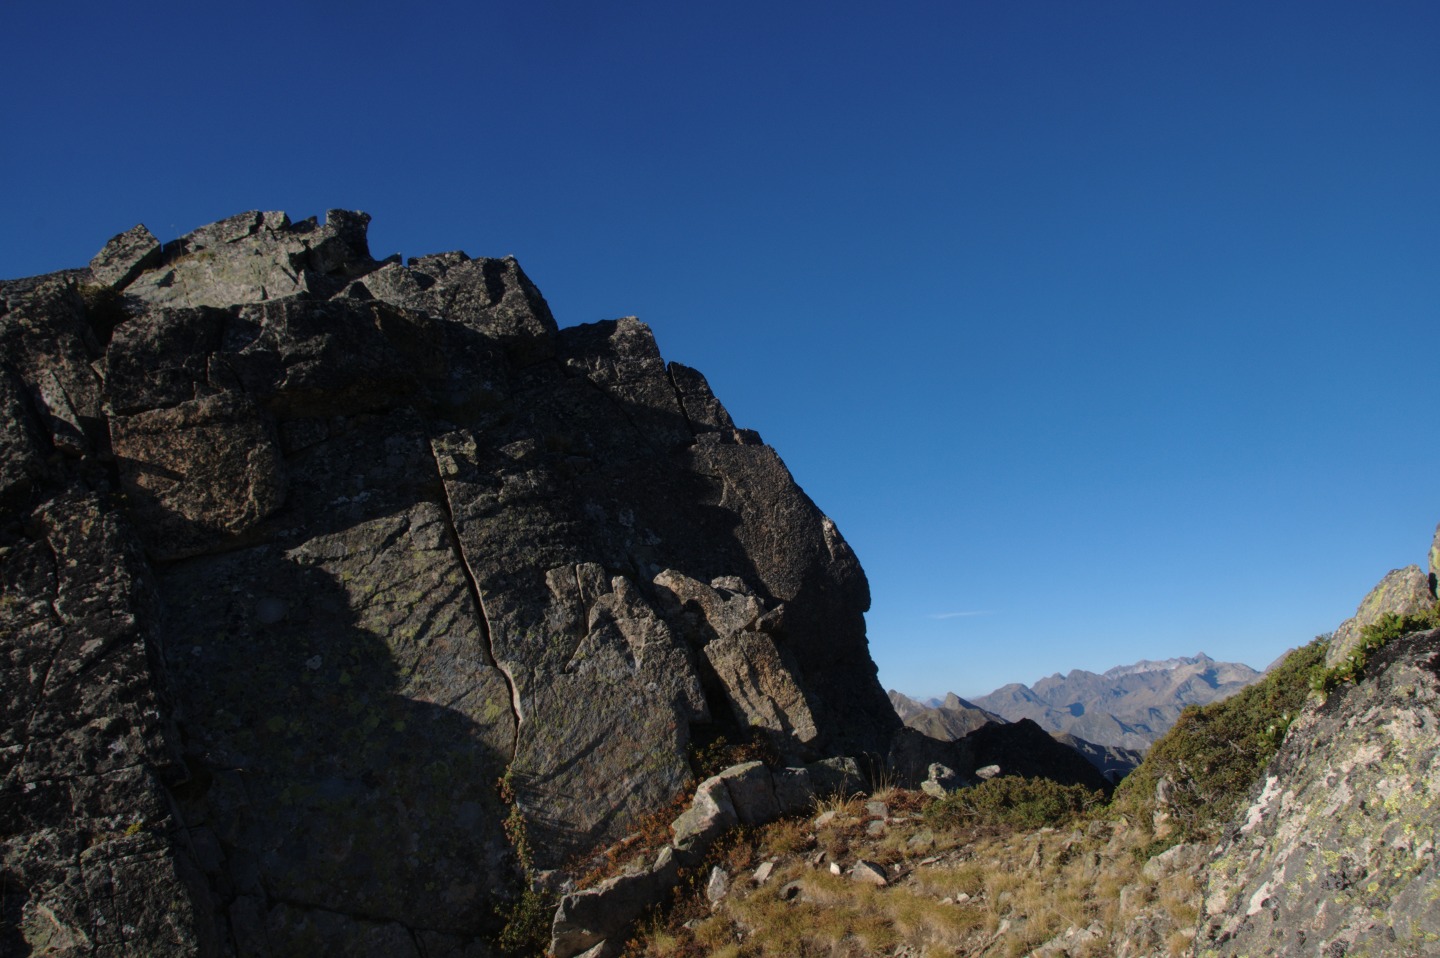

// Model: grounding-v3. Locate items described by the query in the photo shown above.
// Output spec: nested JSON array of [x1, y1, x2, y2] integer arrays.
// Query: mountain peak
[[970, 652, 1262, 750]]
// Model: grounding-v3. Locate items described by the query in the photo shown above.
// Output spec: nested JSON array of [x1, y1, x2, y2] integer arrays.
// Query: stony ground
[[601, 786, 1208, 958]]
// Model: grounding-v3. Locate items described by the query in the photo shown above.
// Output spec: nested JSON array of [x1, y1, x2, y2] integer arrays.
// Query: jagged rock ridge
[[0, 210, 906, 956]]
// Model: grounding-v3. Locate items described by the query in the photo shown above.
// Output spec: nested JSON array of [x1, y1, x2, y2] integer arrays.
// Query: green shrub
[[1112, 639, 1328, 842], [1313, 605, 1440, 695], [925, 775, 1104, 831], [494, 885, 555, 957], [493, 770, 554, 956]]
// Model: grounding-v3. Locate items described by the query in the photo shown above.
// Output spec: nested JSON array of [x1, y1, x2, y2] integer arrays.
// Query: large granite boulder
[[0, 211, 902, 956], [1195, 627, 1440, 956]]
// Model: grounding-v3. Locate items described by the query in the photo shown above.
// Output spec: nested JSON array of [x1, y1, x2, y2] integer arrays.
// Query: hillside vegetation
[[609, 637, 1356, 958]]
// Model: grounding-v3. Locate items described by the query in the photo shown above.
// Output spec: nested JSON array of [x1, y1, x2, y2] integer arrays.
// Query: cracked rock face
[[0, 210, 899, 955]]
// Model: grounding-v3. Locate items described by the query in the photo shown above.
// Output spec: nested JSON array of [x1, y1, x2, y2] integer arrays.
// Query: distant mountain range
[[970, 652, 1262, 751], [891, 652, 1264, 780]]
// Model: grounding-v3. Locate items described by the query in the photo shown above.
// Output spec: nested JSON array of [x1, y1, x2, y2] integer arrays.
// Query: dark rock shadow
[[0, 872, 28, 958], [157, 532, 517, 954]]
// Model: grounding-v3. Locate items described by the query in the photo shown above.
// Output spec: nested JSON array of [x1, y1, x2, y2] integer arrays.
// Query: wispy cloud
[[928, 610, 995, 620]]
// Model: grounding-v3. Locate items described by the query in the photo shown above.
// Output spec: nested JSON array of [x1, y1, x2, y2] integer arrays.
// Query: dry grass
[[809, 789, 866, 818], [569, 790, 691, 890], [620, 784, 1210, 958]]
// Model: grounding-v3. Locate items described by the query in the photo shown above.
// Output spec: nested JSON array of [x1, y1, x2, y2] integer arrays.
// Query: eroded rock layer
[[0, 211, 900, 956]]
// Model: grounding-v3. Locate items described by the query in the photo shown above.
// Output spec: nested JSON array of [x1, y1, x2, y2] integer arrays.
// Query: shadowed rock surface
[[1050, 733, 1144, 784], [0, 211, 902, 956]]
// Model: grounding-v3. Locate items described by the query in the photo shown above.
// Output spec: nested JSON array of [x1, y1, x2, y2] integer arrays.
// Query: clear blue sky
[[5, 2, 1438, 697]]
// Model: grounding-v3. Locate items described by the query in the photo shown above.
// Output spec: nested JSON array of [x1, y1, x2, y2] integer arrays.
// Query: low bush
[[688, 733, 779, 780], [1112, 638, 1328, 842], [494, 885, 555, 957], [924, 775, 1104, 831], [1313, 604, 1440, 695]]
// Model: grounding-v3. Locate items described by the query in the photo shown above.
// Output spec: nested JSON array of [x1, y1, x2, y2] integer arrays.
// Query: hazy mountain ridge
[[901, 653, 1263, 753], [887, 689, 1006, 741], [970, 652, 1261, 751], [889, 689, 1145, 782]]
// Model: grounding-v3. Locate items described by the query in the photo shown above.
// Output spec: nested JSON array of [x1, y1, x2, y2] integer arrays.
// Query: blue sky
[[5, 1, 1438, 697]]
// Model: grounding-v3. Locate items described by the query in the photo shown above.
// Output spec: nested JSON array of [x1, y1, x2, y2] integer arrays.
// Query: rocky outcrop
[[0, 211, 902, 955], [549, 758, 858, 958], [1195, 627, 1440, 956], [1324, 563, 1435, 667]]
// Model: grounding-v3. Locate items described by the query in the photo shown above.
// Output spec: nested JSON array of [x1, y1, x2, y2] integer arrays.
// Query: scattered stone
[[772, 766, 814, 811], [813, 810, 838, 828], [829, 862, 842, 876], [921, 762, 961, 798], [864, 799, 889, 819], [717, 762, 782, 825], [779, 880, 803, 902], [805, 756, 864, 795], [705, 866, 729, 906], [975, 764, 1002, 780], [907, 829, 936, 851], [671, 775, 739, 853], [552, 851, 681, 958], [866, 820, 887, 837], [851, 861, 888, 886], [752, 861, 775, 885], [576, 941, 619, 958]]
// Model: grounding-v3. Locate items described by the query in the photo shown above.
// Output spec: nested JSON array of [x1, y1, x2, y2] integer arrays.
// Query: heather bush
[[924, 775, 1103, 831]]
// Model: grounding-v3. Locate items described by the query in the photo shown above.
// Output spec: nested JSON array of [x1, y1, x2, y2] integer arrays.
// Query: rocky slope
[[617, 529, 1440, 958], [0, 211, 917, 956], [1192, 531, 1440, 957], [970, 653, 1263, 751], [1196, 624, 1440, 956]]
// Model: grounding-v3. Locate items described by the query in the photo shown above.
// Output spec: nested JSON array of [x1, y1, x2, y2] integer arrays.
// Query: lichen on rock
[[1195, 627, 1440, 956]]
